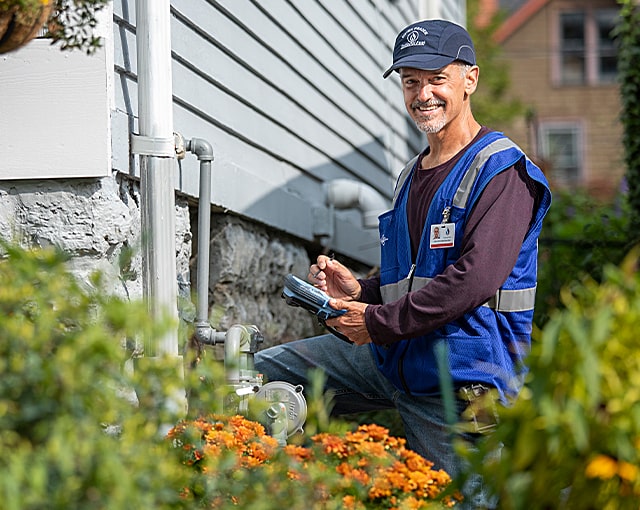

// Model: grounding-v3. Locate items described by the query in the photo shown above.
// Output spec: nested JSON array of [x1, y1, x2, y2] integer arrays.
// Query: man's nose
[[417, 82, 433, 101]]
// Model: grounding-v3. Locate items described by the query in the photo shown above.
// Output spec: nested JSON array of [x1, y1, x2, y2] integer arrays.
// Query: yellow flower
[[618, 461, 638, 482], [585, 454, 618, 480]]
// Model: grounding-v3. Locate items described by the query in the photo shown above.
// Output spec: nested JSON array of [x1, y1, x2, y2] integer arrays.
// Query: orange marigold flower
[[202, 443, 222, 459], [369, 477, 393, 499], [241, 455, 264, 469], [359, 423, 390, 441], [403, 495, 429, 509], [355, 440, 388, 459], [342, 494, 359, 509], [287, 469, 304, 481], [313, 433, 349, 458], [283, 444, 312, 461]]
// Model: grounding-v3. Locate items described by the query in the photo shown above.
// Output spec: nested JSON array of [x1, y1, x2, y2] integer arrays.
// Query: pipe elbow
[[194, 321, 212, 344], [324, 179, 388, 228], [224, 325, 244, 384], [187, 137, 214, 161]]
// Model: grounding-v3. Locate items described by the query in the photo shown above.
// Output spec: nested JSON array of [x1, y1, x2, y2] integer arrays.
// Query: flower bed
[[168, 414, 460, 509]]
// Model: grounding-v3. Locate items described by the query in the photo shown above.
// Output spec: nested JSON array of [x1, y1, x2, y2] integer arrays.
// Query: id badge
[[429, 222, 455, 249]]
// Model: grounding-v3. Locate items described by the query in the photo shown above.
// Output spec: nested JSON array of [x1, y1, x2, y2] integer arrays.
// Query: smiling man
[[255, 19, 551, 508]]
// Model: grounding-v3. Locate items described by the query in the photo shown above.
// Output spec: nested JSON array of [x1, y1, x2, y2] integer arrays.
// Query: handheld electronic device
[[282, 274, 350, 342]]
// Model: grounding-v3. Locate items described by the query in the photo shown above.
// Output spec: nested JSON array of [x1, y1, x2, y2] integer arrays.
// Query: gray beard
[[414, 116, 447, 134]]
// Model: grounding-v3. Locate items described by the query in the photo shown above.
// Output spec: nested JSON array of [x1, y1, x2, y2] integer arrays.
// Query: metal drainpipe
[[178, 137, 264, 379], [182, 137, 226, 346], [134, 0, 179, 357]]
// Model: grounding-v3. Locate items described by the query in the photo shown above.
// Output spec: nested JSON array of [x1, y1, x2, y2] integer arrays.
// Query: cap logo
[[400, 27, 427, 50]]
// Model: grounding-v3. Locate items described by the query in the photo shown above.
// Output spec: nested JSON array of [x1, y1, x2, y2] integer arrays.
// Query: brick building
[[483, 0, 624, 200]]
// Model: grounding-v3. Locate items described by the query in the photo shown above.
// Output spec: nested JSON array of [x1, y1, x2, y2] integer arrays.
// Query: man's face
[[400, 63, 477, 134]]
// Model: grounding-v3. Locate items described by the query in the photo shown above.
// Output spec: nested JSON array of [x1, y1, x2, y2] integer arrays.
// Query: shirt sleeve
[[363, 162, 538, 346], [358, 275, 382, 304]]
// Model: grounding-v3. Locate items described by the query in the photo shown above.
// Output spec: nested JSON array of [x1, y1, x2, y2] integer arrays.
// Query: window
[[557, 7, 618, 86], [538, 122, 583, 186], [560, 12, 585, 85], [596, 9, 618, 83]]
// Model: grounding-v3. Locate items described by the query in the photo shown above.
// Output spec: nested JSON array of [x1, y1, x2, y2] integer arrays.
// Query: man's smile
[[413, 100, 445, 113]]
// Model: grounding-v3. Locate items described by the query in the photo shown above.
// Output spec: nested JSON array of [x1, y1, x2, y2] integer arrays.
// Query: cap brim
[[382, 55, 457, 79]]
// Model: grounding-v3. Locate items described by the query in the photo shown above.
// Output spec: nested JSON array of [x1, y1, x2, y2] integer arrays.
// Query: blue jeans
[[254, 334, 496, 508]]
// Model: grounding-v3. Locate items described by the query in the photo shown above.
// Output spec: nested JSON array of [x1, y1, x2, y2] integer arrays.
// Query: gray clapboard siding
[[112, 0, 426, 265]]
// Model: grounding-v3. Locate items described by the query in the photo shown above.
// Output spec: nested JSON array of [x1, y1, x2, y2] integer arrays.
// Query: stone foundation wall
[[0, 174, 323, 350], [202, 214, 322, 347]]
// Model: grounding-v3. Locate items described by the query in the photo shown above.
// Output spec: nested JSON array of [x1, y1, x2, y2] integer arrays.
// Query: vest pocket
[[446, 336, 498, 381]]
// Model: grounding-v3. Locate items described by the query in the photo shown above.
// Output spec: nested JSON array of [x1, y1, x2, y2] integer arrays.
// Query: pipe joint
[[324, 179, 389, 229], [193, 321, 225, 345], [186, 137, 214, 161], [223, 325, 264, 384]]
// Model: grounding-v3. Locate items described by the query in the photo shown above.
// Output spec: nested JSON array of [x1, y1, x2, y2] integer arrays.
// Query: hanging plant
[[0, 0, 54, 54], [0, 0, 109, 55]]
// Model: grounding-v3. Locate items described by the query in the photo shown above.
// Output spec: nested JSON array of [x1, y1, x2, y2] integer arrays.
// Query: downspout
[[133, 0, 179, 358]]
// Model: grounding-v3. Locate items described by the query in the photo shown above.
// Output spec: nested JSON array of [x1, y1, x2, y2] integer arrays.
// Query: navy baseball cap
[[383, 19, 476, 78]]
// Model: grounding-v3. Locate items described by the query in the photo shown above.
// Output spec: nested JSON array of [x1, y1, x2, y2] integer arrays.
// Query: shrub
[[458, 249, 640, 509], [617, 0, 640, 239], [536, 189, 630, 327], [0, 243, 456, 509], [0, 0, 109, 54], [0, 243, 192, 509]]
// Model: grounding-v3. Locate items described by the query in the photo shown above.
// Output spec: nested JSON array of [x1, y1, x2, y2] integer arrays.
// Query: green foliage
[[535, 189, 631, 327], [0, 242, 457, 509], [458, 250, 640, 509], [0, 243, 193, 509], [0, 0, 42, 12], [616, 0, 640, 241], [466, 0, 525, 127], [47, 0, 109, 54]]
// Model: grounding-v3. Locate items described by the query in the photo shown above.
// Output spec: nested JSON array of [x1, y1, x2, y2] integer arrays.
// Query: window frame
[[551, 4, 619, 87], [537, 120, 585, 187]]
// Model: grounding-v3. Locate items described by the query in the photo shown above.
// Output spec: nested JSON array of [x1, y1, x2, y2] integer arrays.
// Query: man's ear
[[465, 65, 480, 96]]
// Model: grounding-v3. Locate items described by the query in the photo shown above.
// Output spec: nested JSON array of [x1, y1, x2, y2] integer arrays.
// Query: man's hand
[[326, 298, 371, 346], [309, 255, 361, 301]]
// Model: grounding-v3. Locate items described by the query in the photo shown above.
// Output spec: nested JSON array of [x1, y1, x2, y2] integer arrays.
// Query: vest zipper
[[398, 264, 416, 395], [406, 263, 416, 292]]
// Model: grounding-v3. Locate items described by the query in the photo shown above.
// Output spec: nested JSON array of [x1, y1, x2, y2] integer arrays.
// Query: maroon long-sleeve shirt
[[361, 128, 540, 346]]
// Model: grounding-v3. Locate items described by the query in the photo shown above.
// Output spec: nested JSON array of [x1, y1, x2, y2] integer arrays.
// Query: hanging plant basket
[[0, 1, 54, 54]]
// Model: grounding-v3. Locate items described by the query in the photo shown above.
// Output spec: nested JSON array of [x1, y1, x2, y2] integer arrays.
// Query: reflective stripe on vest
[[381, 277, 537, 312], [382, 137, 532, 312], [391, 138, 520, 208], [453, 138, 519, 208]]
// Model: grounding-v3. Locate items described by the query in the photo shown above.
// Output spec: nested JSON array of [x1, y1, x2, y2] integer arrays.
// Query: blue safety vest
[[372, 131, 551, 401]]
